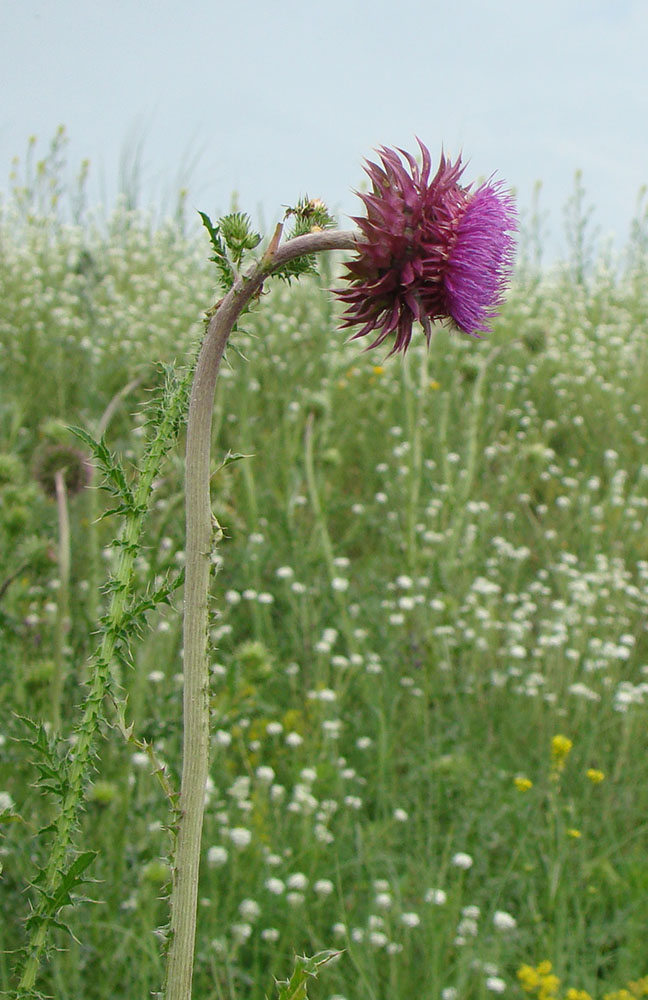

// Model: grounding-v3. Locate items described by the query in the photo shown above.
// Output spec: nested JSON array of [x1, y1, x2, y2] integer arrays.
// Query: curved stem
[[164, 229, 356, 1000]]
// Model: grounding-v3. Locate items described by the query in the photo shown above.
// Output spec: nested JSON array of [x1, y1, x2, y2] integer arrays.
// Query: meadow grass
[[1, 142, 648, 1000]]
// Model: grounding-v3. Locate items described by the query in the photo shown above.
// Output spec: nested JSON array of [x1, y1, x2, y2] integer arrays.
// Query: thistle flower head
[[336, 140, 516, 354]]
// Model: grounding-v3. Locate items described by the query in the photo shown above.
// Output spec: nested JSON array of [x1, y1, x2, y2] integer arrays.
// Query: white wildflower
[[230, 922, 252, 942], [287, 872, 308, 890], [207, 846, 228, 867], [229, 827, 252, 848], [424, 888, 447, 905], [0, 791, 14, 812], [493, 910, 517, 931], [238, 899, 261, 921]]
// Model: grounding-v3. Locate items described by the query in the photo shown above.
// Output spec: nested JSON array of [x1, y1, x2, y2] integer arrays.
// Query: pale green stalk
[[164, 228, 356, 1000]]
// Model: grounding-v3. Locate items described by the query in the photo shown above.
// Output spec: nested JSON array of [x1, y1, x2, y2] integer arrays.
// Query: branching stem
[[164, 228, 356, 1000]]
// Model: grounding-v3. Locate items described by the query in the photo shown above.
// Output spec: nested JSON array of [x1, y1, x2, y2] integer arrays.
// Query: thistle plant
[[164, 141, 516, 1000], [11, 141, 515, 1000]]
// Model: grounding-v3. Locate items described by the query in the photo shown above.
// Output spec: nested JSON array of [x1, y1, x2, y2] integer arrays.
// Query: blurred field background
[[1, 134, 648, 1000]]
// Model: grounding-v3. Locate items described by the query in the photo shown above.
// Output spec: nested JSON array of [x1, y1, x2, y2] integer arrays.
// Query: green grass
[[2, 144, 648, 1000]]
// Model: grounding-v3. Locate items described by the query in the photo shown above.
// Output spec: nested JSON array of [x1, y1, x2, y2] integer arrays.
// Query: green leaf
[[69, 426, 134, 507], [0, 812, 22, 826], [125, 569, 185, 624], [274, 951, 342, 1000], [199, 211, 235, 291], [49, 852, 98, 912], [212, 450, 254, 477]]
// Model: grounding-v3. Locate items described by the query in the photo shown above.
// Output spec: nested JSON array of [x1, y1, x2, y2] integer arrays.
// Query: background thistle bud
[[34, 443, 92, 499]]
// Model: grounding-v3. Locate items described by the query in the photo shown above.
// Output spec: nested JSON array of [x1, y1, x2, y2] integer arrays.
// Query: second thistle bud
[[284, 196, 336, 236]]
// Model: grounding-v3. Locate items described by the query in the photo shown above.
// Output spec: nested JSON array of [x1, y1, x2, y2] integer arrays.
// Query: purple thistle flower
[[336, 140, 517, 354]]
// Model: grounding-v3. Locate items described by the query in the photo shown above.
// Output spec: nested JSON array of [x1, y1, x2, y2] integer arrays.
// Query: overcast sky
[[1, 0, 647, 261]]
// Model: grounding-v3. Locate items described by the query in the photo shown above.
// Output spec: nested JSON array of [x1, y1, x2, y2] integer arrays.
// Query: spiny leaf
[[28, 851, 98, 923], [69, 426, 134, 507], [274, 951, 342, 1000], [199, 210, 235, 291], [272, 253, 318, 283], [212, 450, 254, 477], [125, 569, 185, 624], [49, 852, 98, 913], [198, 210, 222, 254]]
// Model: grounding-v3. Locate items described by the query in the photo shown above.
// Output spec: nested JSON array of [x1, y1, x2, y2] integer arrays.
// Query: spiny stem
[[164, 228, 356, 1000], [50, 468, 71, 731], [16, 377, 188, 996], [18, 536, 135, 994]]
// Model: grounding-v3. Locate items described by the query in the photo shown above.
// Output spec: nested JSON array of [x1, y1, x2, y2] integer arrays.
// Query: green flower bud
[[87, 781, 119, 806]]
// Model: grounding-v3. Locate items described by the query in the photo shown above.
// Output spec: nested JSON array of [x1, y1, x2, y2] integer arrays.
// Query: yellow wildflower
[[566, 828, 582, 839], [514, 775, 533, 792], [567, 989, 592, 1000], [551, 734, 573, 761], [551, 734, 573, 777], [429, 379, 441, 390], [517, 965, 541, 992], [517, 962, 561, 999], [629, 979, 648, 998], [539, 974, 561, 999], [586, 768, 605, 784], [372, 365, 385, 376]]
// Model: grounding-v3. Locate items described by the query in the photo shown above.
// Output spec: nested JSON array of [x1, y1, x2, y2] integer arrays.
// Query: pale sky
[[2, 0, 647, 262]]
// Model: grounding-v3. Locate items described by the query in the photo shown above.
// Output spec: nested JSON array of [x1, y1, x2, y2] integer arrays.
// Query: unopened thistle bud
[[34, 443, 92, 498]]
